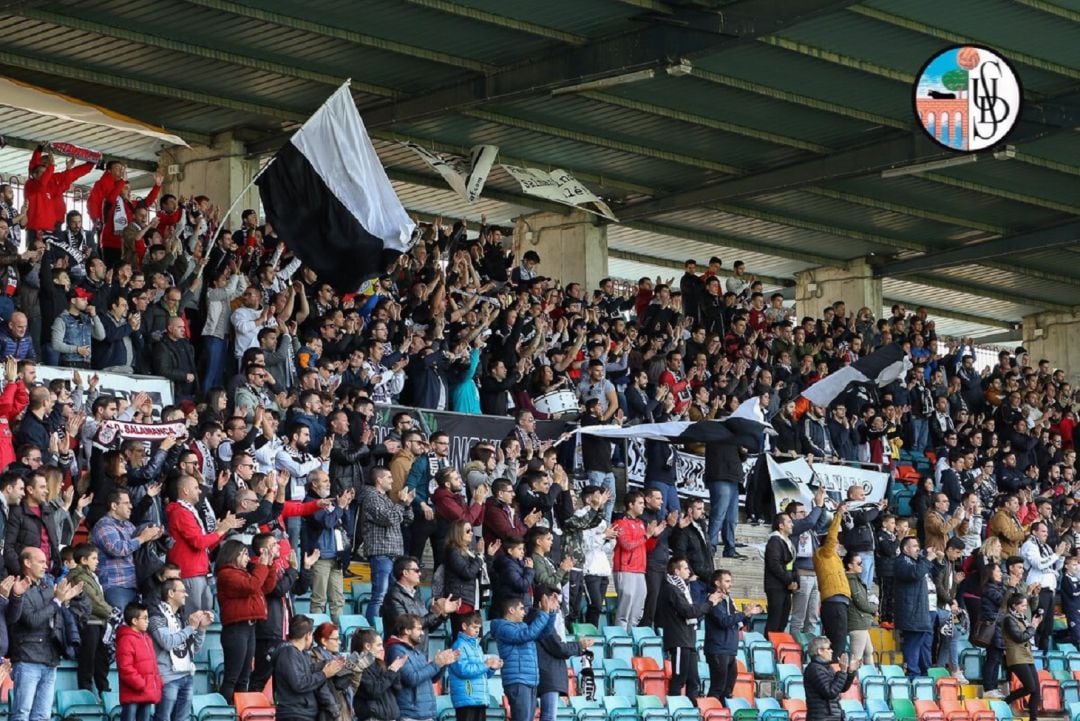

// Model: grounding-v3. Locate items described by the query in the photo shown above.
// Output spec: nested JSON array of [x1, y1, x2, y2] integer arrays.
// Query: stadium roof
[[1, 0, 1078, 338]]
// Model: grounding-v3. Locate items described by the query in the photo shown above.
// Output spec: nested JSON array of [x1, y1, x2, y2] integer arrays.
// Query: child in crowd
[[59, 546, 76, 579], [117, 603, 163, 721], [875, 514, 899, 629], [448, 612, 502, 721], [68, 543, 114, 695]]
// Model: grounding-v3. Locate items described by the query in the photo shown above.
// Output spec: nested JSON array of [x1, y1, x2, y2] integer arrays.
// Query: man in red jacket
[[433, 466, 488, 526], [100, 173, 162, 265], [87, 160, 125, 229], [611, 490, 663, 630], [482, 478, 540, 548], [165, 475, 243, 616], [0, 357, 29, 471], [24, 146, 93, 234]]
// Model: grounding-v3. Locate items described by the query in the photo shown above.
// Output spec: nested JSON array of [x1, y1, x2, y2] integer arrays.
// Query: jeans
[[505, 683, 537, 721], [858, 551, 875, 590], [11, 662, 56, 721], [539, 691, 559, 721], [1005, 663, 1040, 721], [901, 630, 933, 677], [120, 705, 152, 721], [644, 480, 680, 519], [936, 609, 959, 670], [202, 336, 229, 391], [367, 555, 394, 625], [791, 572, 820, 633], [311, 558, 345, 620], [219, 621, 256, 702], [105, 585, 139, 612], [911, 418, 929, 454], [154, 674, 194, 721], [587, 471, 616, 524], [707, 480, 739, 551]]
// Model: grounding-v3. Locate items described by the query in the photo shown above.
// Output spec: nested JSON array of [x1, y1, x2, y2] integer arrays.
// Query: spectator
[[813, 506, 849, 657], [385, 613, 459, 721], [215, 538, 277, 701], [351, 628, 406, 721], [579, 486, 615, 627], [787, 490, 827, 635], [51, 287, 104, 369], [656, 557, 721, 701], [381, 556, 460, 651], [803, 636, 858, 721], [92, 489, 165, 610], [116, 602, 164, 721], [309, 623, 361, 721], [669, 498, 713, 601], [703, 437, 745, 559], [3, 471, 61, 576], [360, 466, 414, 625], [534, 601, 590, 721], [443, 520, 492, 632], [492, 592, 558, 721], [923, 493, 967, 555], [272, 616, 345, 721], [148, 578, 211, 721], [895, 536, 940, 678], [611, 491, 660, 630], [300, 471, 353, 623], [1002, 593, 1041, 721], [703, 570, 761, 701], [0, 312, 34, 361], [979, 563, 1007, 698], [483, 478, 536, 548], [844, 552, 877, 668], [67, 543, 113, 694], [152, 316, 198, 401], [448, 612, 502, 721], [1021, 520, 1068, 651], [578, 397, 617, 522], [491, 538, 534, 615], [838, 485, 886, 589], [876, 514, 901, 629], [933, 538, 965, 681], [639, 487, 674, 626]]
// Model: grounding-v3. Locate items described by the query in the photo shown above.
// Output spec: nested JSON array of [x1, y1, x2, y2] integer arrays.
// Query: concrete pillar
[[794, 258, 882, 321], [163, 132, 260, 229], [1022, 311, 1080, 381], [515, 210, 607, 291]]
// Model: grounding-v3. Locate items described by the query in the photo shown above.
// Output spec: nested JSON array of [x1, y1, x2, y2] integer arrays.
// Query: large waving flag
[[256, 81, 415, 292], [801, 343, 911, 408]]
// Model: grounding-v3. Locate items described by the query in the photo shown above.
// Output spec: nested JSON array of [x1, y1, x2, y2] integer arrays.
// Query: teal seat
[[56, 690, 105, 721], [570, 697, 606, 721], [602, 658, 637, 698], [603, 626, 635, 662], [960, 647, 985, 682], [756, 698, 786, 721], [602, 695, 637, 721], [308, 613, 332, 628], [293, 595, 311, 614], [839, 700, 869, 721], [911, 676, 935, 700], [437, 695, 455, 721], [666, 696, 700, 721], [748, 640, 776, 678], [192, 693, 236, 721], [890, 699, 915, 721], [102, 692, 122, 721], [864, 699, 896, 721], [636, 695, 668, 721]]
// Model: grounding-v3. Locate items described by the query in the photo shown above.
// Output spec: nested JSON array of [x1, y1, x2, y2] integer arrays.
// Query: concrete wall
[[515, 210, 608, 291], [162, 132, 260, 231], [794, 258, 882, 322], [1022, 310, 1080, 381]]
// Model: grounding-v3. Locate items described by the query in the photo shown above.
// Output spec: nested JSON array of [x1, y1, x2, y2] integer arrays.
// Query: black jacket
[[671, 521, 713, 582], [256, 565, 310, 642], [643, 440, 677, 485], [839, 506, 879, 554], [763, 533, 798, 593], [329, 432, 369, 496], [804, 657, 855, 721], [381, 582, 443, 649], [272, 642, 333, 721], [442, 547, 484, 609], [478, 371, 518, 417], [655, 578, 711, 649], [4, 501, 62, 576], [875, 529, 900, 578], [9, 579, 87, 666], [354, 663, 402, 721], [704, 442, 745, 484], [771, 416, 804, 456], [530, 608, 583, 695], [152, 336, 199, 397]]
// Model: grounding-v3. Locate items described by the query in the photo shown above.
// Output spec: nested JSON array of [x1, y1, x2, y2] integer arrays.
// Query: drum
[[532, 389, 579, 418]]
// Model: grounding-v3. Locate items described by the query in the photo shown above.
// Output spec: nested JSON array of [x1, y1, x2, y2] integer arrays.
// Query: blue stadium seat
[[55, 690, 105, 721], [101, 692, 121, 721], [570, 697, 607, 721], [667, 695, 701, 721], [602, 695, 637, 721], [636, 695, 669, 721], [839, 700, 869, 721], [603, 626, 635, 662], [602, 658, 637, 698], [865, 699, 896, 721], [192, 693, 237, 721]]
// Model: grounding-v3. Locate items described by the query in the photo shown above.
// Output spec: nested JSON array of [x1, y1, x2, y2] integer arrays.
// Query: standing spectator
[[803, 636, 858, 721], [9, 547, 86, 721], [492, 592, 558, 721], [1002, 594, 1041, 721], [763, 512, 798, 633], [923, 493, 967, 555], [535, 601, 591, 721], [788, 490, 827, 634], [215, 539, 277, 702], [148, 579, 211, 721], [579, 398, 617, 522], [639, 488, 675, 626], [153, 316, 199, 401], [443, 522, 494, 634], [656, 557, 722, 702], [50, 287, 104, 368], [839, 485, 886, 589], [980, 564, 1007, 699], [670, 498, 714, 601], [612, 491, 660, 630], [360, 466, 414, 625], [381, 557, 460, 651], [3, 471, 61, 576], [703, 438, 746, 559], [351, 628, 406, 721], [491, 538, 535, 615], [448, 612, 502, 721], [92, 489, 164, 610], [845, 552, 877, 667], [272, 616, 345, 721], [67, 543, 113, 694], [116, 602, 163, 721], [166, 475, 242, 616], [813, 506, 850, 656], [580, 487, 615, 626], [895, 536, 940, 678], [934, 538, 966, 680], [385, 614, 459, 721], [1021, 520, 1067, 651], [875, 514, 900, 629], [989, 494, 1027, 557], [703, 570, 761, 701], [301, 471, 353, 623]]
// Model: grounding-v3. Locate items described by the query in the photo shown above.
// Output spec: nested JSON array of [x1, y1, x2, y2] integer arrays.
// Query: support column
[[163, 132, 260, 229], [1022, 311, 1080, 381], [514, 210, 607, 291], [794, 258, 882, 321]]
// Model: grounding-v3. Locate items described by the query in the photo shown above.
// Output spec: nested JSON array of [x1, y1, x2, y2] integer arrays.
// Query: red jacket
[[25, 148, 93, 232], [612, 516, 657, 573], [165, 502, 224, 578], [216, 561, 277, 625], [87, 174, 117, 227], [0, 381, 28, 472], [433, 487, 484, 525], [116, 625, 163, 704], [100, 181, 161, 250], [482, 498, 527, 547]]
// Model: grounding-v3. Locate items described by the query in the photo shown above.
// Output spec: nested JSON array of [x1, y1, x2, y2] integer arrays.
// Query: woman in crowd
[[960, 536, 1001, 627], [1002, 593, 1041, 720], [979, 564, 1007, 699], [442, 520, 493, 638], [309, 622, 361, 721], [352, 628, 407, 721], [215, 539, 277, 702]]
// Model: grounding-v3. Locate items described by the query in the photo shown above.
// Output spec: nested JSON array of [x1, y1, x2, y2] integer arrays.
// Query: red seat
[[234, 693, 276, 721], [938, 698, 970, 721], [695, 697, 732, 721], [767, 632, 802, 666], [936, 676, 961, 702], [730, 672, 755, 705], [632, 657, 667, 698], [1038, 669, 1063, 712], [914, 700, 946, 721], [782, 698, 806, 721], [961, 700, 995, 721]]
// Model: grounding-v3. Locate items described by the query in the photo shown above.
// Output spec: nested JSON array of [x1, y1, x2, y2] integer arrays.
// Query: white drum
[[533, 389, 579, 418]]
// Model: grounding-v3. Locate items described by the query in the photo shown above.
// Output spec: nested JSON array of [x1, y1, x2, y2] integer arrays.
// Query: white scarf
[[112, 196, 128, 232], [666, 574, 697, 626], [159, 602, 196, 674], [177, 499, 209, 534]]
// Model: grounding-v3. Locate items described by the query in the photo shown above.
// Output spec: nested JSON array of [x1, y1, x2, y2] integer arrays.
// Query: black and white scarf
[[158, 602, 197, 673], [666, 573, 696, 625]]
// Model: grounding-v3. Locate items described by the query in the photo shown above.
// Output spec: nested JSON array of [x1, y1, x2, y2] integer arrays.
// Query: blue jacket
[[491, 553, 534, 610], [449, 348, 481, 415], [300, 495, 354, 560], [894, 554, 939, 632], [704, 596, 747, 655], [448, 633, 492, 707], [0, 330, 34, 361], [385, 637, 441, 720], [492, 611, 555, 687]]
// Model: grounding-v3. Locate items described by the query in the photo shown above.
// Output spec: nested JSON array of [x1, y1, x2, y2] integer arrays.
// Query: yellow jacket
[[814, 510, 851, 601]]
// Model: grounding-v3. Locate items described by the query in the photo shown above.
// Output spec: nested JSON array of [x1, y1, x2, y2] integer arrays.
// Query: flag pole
[[202, 79, 352, 257]]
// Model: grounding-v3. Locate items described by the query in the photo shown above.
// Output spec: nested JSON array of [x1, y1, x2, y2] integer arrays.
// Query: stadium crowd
[[0, 147, 1076, 721]]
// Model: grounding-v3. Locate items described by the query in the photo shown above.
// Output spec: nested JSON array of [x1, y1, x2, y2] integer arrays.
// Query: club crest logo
[[913, 46, 1022, 151]]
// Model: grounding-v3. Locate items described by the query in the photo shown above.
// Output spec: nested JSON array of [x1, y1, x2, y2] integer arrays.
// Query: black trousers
[[821, 599, 849, 656], [456, 707, 485, 721], [250, 637, 281, 696], [77, 623, 110, 693], [409, 514, 440, 568], [1035, 588, 1055, 652], [640, 570, 664, 628], [668, 646, 701, 702], [219, 621, 256, 702], [584, 575, 608, 627], [880, 576, 895, 623], [764, 587, 792, 634], [706, 653, 737, 700], [566, 570, 585, 629], [1004, 663, 1040, 721], [984, 645, 1004, 691]]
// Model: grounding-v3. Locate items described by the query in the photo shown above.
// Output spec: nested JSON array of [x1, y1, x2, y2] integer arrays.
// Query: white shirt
[[1021, 536, 1062, 590], [231, 306, 276, 358]]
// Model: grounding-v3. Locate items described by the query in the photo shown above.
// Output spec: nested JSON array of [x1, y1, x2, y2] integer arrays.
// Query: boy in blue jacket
[[385, 613, 460, 721], [449, 612, 504, 721], [492, 591, 560, 721]]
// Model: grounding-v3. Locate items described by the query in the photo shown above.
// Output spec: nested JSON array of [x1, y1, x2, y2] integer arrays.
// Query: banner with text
[[36, 366, 174, 420], [501, 165, 618, 221]]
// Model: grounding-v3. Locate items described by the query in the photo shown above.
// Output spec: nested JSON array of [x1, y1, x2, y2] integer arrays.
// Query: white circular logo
[[914, 46, 1022, 151]]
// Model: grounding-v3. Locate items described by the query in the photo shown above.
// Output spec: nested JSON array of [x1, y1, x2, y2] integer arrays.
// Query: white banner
[[403, 142, 498, 203], [500, 165, 618, 221], [36, 365, 174, 420]]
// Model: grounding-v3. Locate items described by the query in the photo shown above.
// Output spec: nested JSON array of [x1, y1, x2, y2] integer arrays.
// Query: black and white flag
[[801, 343, 911, 408]]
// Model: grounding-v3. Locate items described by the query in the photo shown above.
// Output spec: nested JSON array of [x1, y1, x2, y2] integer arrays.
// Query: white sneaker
[[953, 673, 969, 685], [984, 689, 1005, 699]]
